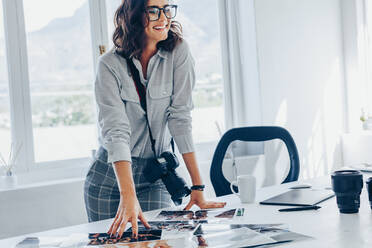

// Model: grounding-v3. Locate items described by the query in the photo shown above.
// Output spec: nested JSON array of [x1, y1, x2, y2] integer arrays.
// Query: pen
[[278, 205, 321, 212]]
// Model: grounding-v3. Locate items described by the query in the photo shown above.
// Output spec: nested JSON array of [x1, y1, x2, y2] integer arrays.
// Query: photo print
[[156, 209, 236, 221], [87, 230, 162, 246], [128, 220, 199, 233]]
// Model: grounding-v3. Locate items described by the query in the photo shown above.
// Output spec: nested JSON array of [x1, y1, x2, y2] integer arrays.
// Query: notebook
[[259, 189, 335, 206]]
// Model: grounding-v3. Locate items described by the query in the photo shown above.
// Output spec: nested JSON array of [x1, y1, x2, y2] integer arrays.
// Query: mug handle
[[230, 181, 239, 196]]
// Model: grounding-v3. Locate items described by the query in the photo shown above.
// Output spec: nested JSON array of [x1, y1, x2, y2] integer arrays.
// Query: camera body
[[143, 151, 191, 205]]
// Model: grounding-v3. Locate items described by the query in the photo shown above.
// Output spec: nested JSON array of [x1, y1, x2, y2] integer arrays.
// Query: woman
[[84, 0, 226, 239]]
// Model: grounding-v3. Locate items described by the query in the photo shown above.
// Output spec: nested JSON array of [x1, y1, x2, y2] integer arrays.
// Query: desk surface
[[1, 176, 372, 247]]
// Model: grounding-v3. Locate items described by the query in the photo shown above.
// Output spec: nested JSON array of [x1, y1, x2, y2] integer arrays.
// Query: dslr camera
[[143, 151, 191, 205]]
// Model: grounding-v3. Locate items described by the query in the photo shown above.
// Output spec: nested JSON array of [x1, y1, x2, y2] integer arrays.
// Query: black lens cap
[[331, 170, 362, 177]]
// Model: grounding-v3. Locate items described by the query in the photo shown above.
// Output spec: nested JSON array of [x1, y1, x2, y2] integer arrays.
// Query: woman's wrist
[[119, 178, 136, 196], [120, 187, 136, 196]]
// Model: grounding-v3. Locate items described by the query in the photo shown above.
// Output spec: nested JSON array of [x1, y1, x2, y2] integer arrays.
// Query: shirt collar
[[157, 48, 167, 59], [114, 47, 167, 60]]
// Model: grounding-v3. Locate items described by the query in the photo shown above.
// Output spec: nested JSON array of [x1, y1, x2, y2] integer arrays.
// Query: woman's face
[[144, 0, 172, 45]]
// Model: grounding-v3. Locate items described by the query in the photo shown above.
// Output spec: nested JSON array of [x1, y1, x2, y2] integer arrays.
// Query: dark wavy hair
[[113, 0, 183, 59]]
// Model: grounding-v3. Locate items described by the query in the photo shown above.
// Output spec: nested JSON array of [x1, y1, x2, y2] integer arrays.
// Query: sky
[[23, 0, 86, 32]]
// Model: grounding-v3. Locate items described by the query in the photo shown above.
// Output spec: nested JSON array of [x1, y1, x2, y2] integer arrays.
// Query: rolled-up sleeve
[[95, 58, 132, 163], [168, 41, 196, 154]]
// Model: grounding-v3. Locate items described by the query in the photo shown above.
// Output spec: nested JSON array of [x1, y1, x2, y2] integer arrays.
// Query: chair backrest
[[210, 126, 300, 197]]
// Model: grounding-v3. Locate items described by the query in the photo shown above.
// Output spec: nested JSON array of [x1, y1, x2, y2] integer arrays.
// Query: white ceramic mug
[[230, 175, 256, 203]]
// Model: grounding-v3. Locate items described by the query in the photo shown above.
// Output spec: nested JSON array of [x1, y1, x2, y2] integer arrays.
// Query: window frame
[[2, 0, 34, 173], [2, 0, 107, 174], [1, 0, 228, 178], [340, 0, 371, 133], [362, 0, 372, 125]]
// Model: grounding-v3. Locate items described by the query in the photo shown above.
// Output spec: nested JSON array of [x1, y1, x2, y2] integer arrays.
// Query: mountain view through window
[[23, 0, 96, 162]]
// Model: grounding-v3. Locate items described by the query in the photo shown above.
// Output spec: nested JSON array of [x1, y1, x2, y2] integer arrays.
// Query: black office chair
[[210, 126, 300, 197]]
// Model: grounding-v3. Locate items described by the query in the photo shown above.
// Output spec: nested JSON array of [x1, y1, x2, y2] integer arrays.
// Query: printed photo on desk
[[127, 220, 199, 233], [87, 230, 162, 245], [193, 223, 312, 247], [156, 209, 236, 221], [192, 227, 277, 248]]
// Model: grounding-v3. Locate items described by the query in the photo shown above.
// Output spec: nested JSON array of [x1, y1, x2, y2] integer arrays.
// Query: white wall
[[254, 0, 346, 183], [0, 177, 87, 239]]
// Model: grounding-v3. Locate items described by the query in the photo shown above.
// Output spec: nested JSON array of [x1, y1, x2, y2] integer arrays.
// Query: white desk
[[1, 176, 372, 247]]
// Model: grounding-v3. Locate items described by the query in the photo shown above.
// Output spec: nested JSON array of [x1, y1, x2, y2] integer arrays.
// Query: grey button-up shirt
[[95, 40, 195, 164]]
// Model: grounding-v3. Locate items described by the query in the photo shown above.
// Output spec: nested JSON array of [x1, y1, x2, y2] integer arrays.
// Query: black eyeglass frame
[[145, 4, 178, 22]]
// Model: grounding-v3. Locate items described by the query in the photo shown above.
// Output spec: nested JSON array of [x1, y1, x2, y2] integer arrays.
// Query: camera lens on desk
[[331, 170, 363, 214], [367, 177, 372, 210]]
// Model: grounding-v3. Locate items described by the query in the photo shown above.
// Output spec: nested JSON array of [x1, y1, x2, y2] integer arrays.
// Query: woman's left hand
[[183, 190, 226, 210]]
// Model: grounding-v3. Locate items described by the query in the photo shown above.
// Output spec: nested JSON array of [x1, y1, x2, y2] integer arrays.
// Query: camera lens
[[367, 177, 372, 210], [331, 170, 363, 214], [162, 172, 191, 205]]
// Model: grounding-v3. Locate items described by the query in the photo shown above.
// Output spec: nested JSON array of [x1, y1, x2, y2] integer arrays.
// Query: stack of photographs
[[193, 223, 312, 247], [16, 208, 313, 248]]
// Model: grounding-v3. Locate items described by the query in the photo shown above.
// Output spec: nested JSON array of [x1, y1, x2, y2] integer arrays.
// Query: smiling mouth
[[153, 24, 169, 31]]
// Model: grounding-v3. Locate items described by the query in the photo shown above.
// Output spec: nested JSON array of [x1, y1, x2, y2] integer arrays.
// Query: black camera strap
[[125, 58, 175, 157]]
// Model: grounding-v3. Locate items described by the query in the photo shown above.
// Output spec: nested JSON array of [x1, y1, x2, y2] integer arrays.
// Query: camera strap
[[125, 57, 175, 157]]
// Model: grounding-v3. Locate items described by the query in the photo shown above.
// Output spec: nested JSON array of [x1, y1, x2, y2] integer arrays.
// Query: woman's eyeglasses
[[146, 5, 177, 21]]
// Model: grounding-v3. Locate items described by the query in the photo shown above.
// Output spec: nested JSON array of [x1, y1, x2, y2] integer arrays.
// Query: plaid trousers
[[84, 147, 172, 222]]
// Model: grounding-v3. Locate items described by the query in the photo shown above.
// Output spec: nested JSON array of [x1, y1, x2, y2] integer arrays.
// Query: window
[[23, 0, 97, 162], [2, 0, 227, 176], [365, 0, 372, 115], [0, 1, 12, 160], [106, 0, 121, 49], [176, 0, 224, 143]]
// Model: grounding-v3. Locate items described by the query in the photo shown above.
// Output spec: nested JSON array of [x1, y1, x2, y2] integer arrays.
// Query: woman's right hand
[[107, 192, 151, 238]]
